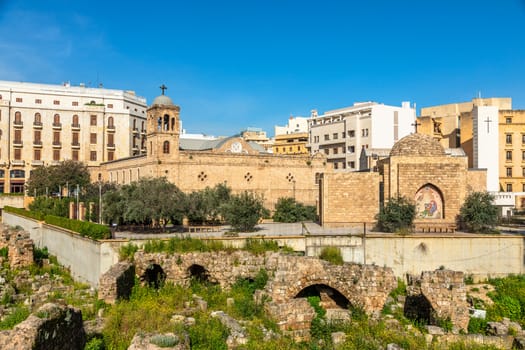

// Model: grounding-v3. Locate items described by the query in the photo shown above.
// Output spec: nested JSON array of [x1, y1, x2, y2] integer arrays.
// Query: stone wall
[[0, 225, 33, 268], [0, 303, 85, 350], [319, 172, 380, 227], [265, 298, 316, 342], [98, 261, 135, 304], [406, 270, 469, 331]]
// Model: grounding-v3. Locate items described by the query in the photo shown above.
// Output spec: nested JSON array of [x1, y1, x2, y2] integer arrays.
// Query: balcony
[[107, 125, 115, 132], [50, 160, 61, 166], [107, 143, 115, 150], [71, 142, 80, 149], [52, 122, 62, 130], [10, 160, 25, 166], [31, 160, 44, 166], [140, 148, 147, 154], [141, 129, 146, 135], [13, 120, 23, 128], [71, 123, 80, 130], [132, 128, 139, 135], [13, 140, 23, 147], [52, 141, 62, 148], [33, 121, 43, 129], [33, 140, 43, 148]]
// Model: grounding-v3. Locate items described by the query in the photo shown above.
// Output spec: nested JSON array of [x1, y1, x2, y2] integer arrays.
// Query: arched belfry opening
[[188, 264, 210, 282], [295, 284, 350, 309], [143, 264, 166, 289], [415, 184, 444, 219]]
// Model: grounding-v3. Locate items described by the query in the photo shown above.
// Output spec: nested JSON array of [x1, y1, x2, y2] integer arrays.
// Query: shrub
[[150, 334, 179, 347], [44, 215, 111, 240], [3, 206, 45, 221], [244, 239, 279, 254], [0, 246, 7, 259], [84, 337, 105, 350], [319, 246, 343, 265], [376, 196, 416, 233], [272, 197, 317, 223], [468, 317, 488, 334], [460, 192, 499, 233], [221, 191, 266, 232], [119, 243, 139, 261]]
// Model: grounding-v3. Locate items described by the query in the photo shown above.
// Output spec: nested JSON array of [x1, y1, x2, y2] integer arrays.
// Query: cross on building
[[412, 120, 421, 133], [160, 84, 168, 95], [484, 116, 492, 133]]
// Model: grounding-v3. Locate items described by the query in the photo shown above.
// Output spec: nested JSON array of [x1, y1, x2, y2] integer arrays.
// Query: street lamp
[[98, 181, 103, 224]]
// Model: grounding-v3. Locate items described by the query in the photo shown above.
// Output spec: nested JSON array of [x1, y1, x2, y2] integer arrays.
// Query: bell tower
[[146, 84, 180, 161]]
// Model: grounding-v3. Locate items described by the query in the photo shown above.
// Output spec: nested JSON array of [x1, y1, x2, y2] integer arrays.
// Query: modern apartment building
[[0, 81, 147, 193], [307, 101, 415, 170], [273, 116, 309, 155]]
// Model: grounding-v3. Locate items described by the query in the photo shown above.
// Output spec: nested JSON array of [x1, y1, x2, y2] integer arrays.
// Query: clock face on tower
[[230, 141, 242, 153]]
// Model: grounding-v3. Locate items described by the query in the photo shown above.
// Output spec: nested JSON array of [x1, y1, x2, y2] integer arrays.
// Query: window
[[108, 151, 114, 161], [72, 132, 79, 144], [506, 117, 512, 124], [324, 149, 329, 155], [522, 151, 525, 161], [333, 133, 338, 140], [10, 169, 25, 178], [506, 184, 513, 192], [34, 130, 41, 143], [53, 114, 60, 124], [348, 130, 355, 137], [53, 100, 60, 105], [107, 104, 113, 108], [14, 148, 21, 160], [72, 101, 79, 106], [342, 132, 346, 138], [506, 167, 513, 177], [107, 116, 114, 127], [349, 161, 355, 169], [90, 151, 97, 161], [324, 134, 329, 141], [522, 168, 525, 177], [34, 113, 41, 124], [90, 133, 97, 144], [72, 150, 79, 161], [14, 129, 22, 142], [333, 147, 338, 154], [506, 134, 512, 144], [133, 119, 137, 130], [90, 115, 97, 126], [162, 141, 170, 154], [348, 145, 355, 153], [35, 99, 42, 104], [53, 150, 60, 161], [522, 134, 525, 144], [34, 149, 41, 160], [53, 131, 60, 144], [506, 151, 513, 161], [15, 97, 22, 102], [14, 111, 22, 123], [72, 114, 79, 126], [361, 128, 369, 137], [141, 121, 145, 132], [108, 133, 114, 146], [523, 184, 525, 192], [333, 162, 338, 169]]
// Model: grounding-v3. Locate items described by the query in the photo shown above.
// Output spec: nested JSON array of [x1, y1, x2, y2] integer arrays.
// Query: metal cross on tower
[[484, 117, 492, 133], [412, 120, 421, 133], [160, 84, 168, 95]]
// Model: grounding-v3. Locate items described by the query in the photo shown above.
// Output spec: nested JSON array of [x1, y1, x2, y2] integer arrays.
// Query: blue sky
[[0, 0, 524, 136]]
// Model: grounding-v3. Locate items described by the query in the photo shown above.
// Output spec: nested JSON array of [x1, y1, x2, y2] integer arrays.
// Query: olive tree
[[459, 191, 498, 233]]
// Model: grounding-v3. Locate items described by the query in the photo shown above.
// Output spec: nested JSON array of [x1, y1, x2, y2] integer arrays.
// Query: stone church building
[[93, 92, 327, 209], [319, 133, 487, 229]]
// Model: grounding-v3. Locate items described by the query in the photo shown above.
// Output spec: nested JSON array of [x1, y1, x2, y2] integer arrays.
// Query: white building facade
[[308, 101, 415, 170], [0, 81, 147, 193], [274, 116, 309, 136]]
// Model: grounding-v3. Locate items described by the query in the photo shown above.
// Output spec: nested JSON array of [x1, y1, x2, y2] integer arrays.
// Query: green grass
[[0, 306, 30, 330]]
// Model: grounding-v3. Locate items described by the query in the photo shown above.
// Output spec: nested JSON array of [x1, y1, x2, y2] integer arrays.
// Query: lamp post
[[98, 181, 103, 224], [76, 184, 79, 220]]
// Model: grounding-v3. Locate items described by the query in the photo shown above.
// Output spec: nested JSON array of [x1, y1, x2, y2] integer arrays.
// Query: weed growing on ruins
[[319, 246, 344, 265], [119, 242, 139, 261], [0, 246, 7, 259], [0, 306, 30, 330], [143, 236, 227, 254]]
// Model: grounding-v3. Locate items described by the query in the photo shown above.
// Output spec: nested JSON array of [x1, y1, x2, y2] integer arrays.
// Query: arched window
[[34, 113, 41, 123], [415, 184, 444, 219], [108, 116, 114, 127], [72, 114, 79, 126], [163, 114, 169, 131], [14, 111, 22, 123], [163, 141, 170, 154], [53, 114, 60, 124], [141, 121, 145, 132], [171, 118, 175, 131]]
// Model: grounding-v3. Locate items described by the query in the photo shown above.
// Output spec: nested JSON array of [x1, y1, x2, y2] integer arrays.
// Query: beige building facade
[[95, 93, 328, 209], [0, 81, 147, 194]]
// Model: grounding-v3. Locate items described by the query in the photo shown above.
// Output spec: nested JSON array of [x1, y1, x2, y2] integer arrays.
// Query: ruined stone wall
[[406, 270, 469, 331], [320, 172, 380, 227], [98, 262, 135, 304], [0, 225, 33, 268]]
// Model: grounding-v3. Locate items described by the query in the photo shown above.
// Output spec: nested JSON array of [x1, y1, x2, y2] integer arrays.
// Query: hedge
[[44, 215, 111, 240], [3, 206, 45, 221]]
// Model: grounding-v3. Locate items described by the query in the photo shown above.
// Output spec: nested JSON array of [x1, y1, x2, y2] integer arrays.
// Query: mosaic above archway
[[415, 185, 443, 219]]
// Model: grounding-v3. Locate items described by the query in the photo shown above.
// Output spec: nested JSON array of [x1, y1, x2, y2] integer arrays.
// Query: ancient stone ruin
[[405, 269, 470, 331], [0, 226, 33, 269]]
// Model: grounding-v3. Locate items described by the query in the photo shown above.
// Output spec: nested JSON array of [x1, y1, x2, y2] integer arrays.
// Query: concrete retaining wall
[[2, 212, 119, 287]]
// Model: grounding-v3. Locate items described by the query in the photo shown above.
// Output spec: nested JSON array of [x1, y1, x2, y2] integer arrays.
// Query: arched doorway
[[188, 264, 210, 282], [295, 284, 350, 309], [415, 184, 444, 219], [143, 264, 166, 289], [404, 294, 436, 325]]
